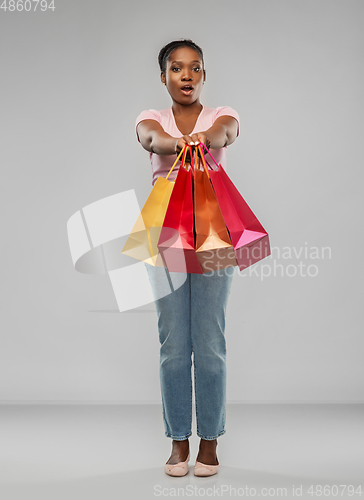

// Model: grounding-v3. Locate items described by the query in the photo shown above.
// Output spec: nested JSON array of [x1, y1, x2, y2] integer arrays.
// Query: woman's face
[[161, 46, 205, 105]]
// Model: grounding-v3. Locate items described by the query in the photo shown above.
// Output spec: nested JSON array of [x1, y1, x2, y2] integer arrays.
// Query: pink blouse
[[135, 105, 240, 185]]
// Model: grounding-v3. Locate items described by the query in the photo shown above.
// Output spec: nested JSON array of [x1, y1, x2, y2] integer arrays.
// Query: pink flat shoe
[[194, 460, 219, 476], [164, 451, 190, 476]]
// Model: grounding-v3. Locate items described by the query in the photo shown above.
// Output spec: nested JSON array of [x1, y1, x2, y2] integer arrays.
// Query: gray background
[[0, 0, 363, 403]]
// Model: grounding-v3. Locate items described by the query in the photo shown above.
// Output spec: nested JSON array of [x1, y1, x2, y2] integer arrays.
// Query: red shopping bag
[[194, 148, 238, 273], [158, 146, 204, 274], [199, 144, 271, 271]]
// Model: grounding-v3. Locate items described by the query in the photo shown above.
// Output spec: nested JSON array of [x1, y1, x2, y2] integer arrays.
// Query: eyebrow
[[170, 60, 202, 64]]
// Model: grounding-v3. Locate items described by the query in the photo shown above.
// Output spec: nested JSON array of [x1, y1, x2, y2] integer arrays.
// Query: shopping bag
[[157, 145, 204, 274], [121, 147, 186, 266], [194, 147, 238, 273], [199, 143, 271, 271]]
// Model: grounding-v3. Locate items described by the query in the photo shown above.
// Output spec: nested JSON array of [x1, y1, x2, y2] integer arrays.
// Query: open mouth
[[181, 85, 193, 95]]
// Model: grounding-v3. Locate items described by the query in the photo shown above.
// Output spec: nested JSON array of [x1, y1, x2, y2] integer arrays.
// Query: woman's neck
[[171, 99, 203, 117]]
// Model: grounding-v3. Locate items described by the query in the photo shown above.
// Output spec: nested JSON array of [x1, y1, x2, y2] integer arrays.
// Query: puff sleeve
[[135, 109, 162, 143], [213, 106, 240, 137]]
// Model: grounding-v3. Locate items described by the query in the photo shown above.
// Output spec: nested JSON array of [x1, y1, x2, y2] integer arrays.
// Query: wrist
[[173, 137, 179, 154]]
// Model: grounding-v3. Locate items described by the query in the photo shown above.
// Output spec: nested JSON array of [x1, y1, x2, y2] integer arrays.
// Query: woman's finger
[[181, 135, 194, 146], [176, 137, 190, 153], [190, 133, 200, 144], [195, 133, 207, 145]]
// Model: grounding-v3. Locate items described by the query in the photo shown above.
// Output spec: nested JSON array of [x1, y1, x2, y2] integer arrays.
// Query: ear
[[161, 72, 166, 85], [203, 70, 206, 83]]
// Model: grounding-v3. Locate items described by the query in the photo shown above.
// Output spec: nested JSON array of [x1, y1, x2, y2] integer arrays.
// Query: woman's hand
[[190, 132, 211, 150], [175, 133, 211, 163]]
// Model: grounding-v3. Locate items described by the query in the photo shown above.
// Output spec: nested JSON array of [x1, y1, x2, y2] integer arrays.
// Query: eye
[[193, 67, 201, 72], [171, 67, 180, 72]]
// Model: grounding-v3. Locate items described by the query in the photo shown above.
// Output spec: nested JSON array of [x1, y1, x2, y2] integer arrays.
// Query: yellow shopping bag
[[121, 146, 187, 266]]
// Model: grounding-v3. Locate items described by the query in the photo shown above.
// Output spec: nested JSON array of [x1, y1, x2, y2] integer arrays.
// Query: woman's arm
[[137, 119, 210, 156], [137, 119, 179, 156], [137, 115, 238, 157], [191, 116, 239, 149]]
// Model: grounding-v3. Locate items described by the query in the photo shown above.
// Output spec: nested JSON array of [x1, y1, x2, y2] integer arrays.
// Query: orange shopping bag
[[194, 146, 237, 273]]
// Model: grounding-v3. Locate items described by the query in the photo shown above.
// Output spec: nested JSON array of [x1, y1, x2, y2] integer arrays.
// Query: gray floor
[[0, 404, 363, 500]]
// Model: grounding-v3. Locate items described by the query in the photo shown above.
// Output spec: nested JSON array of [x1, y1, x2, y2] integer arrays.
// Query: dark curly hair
[[158, 39, 204, 73]]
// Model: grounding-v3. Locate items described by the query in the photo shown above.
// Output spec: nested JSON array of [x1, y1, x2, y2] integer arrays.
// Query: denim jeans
[[145, 262, 234, 441]]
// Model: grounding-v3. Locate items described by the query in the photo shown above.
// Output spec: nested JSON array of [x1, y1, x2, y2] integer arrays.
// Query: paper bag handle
[[198, 142, 220, 170], [198, 145, 214, 171], [166, 145, 188, 180], [189, 144, 196, 175], [197, 144, 211, 179], [180, 144, 196, 177]]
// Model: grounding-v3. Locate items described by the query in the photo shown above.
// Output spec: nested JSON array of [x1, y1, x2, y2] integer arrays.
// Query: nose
[[181, 69, 193, 81]]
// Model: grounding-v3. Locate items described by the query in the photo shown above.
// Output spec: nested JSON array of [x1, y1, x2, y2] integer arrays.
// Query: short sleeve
[[135, 109, 161, 143], [213, 106, 240, 137]]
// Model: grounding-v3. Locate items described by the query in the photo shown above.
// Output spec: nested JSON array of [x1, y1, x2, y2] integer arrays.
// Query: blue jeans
[[145, 263, 234, 441]]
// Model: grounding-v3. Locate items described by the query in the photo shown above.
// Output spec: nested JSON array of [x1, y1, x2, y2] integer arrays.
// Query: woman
[[135, 39, 239, 477]]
